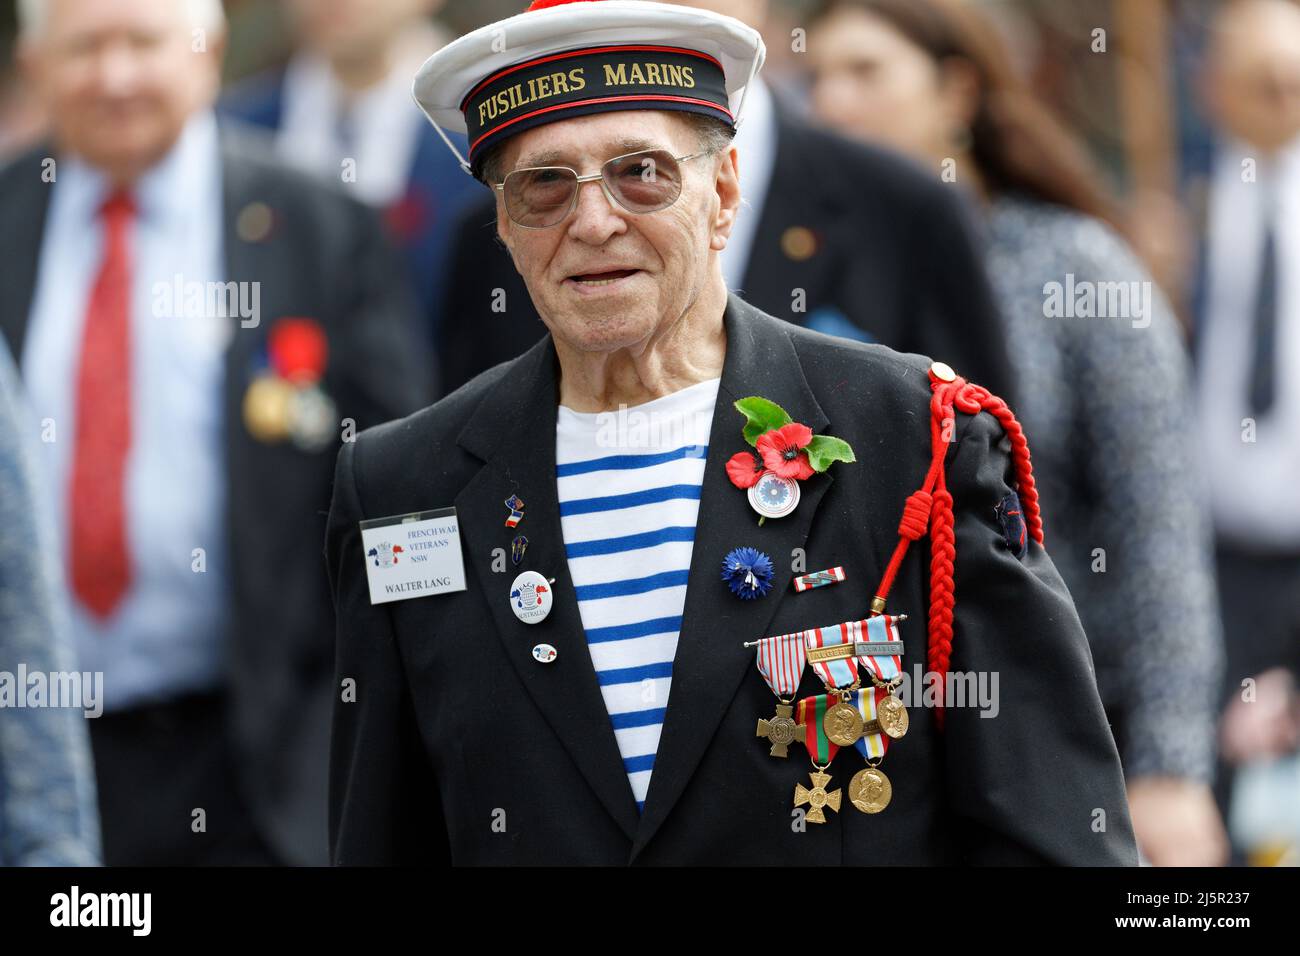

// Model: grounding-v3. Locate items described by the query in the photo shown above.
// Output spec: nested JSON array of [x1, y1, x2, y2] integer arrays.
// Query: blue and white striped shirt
[[555, 377, 720, 812]]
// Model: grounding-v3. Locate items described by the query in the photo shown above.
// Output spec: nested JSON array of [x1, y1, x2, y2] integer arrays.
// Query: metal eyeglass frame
[[493, 148, 714, 229]]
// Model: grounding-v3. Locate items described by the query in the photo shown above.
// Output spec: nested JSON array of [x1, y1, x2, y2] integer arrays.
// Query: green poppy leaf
[[804, 434, 856, 472], [734, 396, 792, 446]]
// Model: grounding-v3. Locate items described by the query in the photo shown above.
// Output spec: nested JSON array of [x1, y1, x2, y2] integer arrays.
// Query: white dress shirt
[[722, 77, 777, 292], [275, 50, 425, 207], [1197, 135, 1300, 550]]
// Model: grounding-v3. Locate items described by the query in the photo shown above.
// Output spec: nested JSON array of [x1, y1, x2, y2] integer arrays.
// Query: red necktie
[[69, 190, 135, 619]]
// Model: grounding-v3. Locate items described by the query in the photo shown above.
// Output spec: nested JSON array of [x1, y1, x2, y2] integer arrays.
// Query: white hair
[[17, 0, 228, 39]]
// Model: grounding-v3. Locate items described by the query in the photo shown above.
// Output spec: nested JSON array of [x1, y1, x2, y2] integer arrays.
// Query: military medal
[[243, 373, 295, 443], [793, 695, 843, 823], [877, 693, 909, 740], [848, 766, 892, 814], [847, 687, 895, 813], [794, 769, 842, 824], [804, 619, 865, 692], [856, 614, 908, 738], [749, 629, 808, 757], [756, 703, 798, 758], [244, 317, 338, 450], [824, 698, 864, 746], [288, 382, 337, 451]]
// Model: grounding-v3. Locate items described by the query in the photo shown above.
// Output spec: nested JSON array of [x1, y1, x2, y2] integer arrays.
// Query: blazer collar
[[453, 292, 830, 856]]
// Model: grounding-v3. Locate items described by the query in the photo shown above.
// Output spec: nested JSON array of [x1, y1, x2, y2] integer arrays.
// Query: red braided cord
[[869, 369, 1043, 731]]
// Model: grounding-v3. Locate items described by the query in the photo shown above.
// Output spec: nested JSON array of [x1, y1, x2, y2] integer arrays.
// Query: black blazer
[[325, 292, 1135, 865], [0, 121, 435, 865], [435, 101, 1014, 403]]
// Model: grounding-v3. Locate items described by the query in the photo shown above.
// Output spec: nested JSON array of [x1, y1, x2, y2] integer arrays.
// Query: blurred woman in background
[[807, 0, 1227, 865], [0, 339, 100, 866]]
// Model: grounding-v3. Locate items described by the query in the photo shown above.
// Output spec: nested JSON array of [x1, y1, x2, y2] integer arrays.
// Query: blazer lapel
[[454, 337, 642, 841], [218, 127, 272, 392], [0, 147, 54, 361], [630, 294, 831, 861]]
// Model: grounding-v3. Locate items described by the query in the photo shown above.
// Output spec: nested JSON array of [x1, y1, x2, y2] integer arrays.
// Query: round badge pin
[[532, 643, 557, 663], [747, 472, 801, 519], [510, 570, 552, 624]]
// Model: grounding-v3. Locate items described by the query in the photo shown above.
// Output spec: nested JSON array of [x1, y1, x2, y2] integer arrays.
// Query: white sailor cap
[[412, 0, 766, 179]]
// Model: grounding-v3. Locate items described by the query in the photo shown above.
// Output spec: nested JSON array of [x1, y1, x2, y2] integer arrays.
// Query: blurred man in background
[[0, 0, 432, 864], [1192, 0, 1300, 859], [435, 0, 1014, 402], [222, 0, 481, 326]]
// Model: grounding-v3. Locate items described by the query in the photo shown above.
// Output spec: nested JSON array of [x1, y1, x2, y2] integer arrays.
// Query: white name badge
[[359, 507, 467, 605]]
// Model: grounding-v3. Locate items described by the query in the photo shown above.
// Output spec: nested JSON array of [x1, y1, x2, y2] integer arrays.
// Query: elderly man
[[2, 0, 431, 864], [326, 0, 1136, 865]]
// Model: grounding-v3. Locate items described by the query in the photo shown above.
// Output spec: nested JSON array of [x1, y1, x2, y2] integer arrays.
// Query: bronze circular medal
[[849, 767, 892, 814], [877, 695, 909, 739], [824, 702, 864, 746]]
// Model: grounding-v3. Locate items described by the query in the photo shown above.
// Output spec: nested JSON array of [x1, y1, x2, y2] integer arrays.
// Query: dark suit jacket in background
[[435, 101, 1014, 404], [0, 120, 435, 865], [326, 293, 1135, 865], [219, 69, 483, 327]]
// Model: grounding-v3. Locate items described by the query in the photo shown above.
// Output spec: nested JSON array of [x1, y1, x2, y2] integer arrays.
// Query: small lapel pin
[[532, 643, 557, 663], [793, 567, 846, 592], [504, 494, 525, 528], [721, 547, 775, 600], [748, 472, 801, 520], [510, 570, 552, 623], [511, 534, 528, 566]]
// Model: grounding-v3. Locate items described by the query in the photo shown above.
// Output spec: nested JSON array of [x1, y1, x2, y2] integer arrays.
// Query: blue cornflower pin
[[721, 547, 775, 600]]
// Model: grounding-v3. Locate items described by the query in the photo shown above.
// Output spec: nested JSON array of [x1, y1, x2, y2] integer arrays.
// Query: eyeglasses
[[494, 148, 712, 229]]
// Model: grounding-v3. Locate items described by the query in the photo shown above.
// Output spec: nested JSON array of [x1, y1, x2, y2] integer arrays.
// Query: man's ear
[[709, 144, 741, 252]]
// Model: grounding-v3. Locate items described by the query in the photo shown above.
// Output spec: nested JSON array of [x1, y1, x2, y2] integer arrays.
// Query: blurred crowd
[[0, 0, 1296, 867]]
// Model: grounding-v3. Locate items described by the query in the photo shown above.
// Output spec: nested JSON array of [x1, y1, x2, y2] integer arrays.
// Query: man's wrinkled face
[[494, 110, 738, 356], [21, 0, 221, 181]]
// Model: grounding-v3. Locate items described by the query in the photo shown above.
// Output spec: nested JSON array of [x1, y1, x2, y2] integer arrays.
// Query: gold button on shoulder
[[929, 361, 956, 382]]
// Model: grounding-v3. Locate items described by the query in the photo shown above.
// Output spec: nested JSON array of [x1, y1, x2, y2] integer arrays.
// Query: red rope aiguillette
[[869, 367, 1042, 729]]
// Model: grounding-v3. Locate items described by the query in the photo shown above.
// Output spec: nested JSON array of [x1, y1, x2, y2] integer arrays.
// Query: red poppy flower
[[757, 423, 815, 480], [726, 450, 766, 489]]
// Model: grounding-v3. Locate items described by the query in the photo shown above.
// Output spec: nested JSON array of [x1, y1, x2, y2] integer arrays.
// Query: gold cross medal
[[746, 629, 810, 758], [794, 768, 842, 824], [792, 695, 844, 823]]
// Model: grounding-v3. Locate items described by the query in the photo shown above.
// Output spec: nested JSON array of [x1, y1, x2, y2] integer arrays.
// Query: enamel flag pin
[[504, 494, 525, 528]]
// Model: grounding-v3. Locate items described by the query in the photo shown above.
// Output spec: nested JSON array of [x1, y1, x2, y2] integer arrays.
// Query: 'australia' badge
[[510, 570, 552, 624]]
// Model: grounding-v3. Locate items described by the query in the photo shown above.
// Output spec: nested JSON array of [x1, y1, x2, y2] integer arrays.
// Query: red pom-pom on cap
[[526, 0, 605, 10]]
